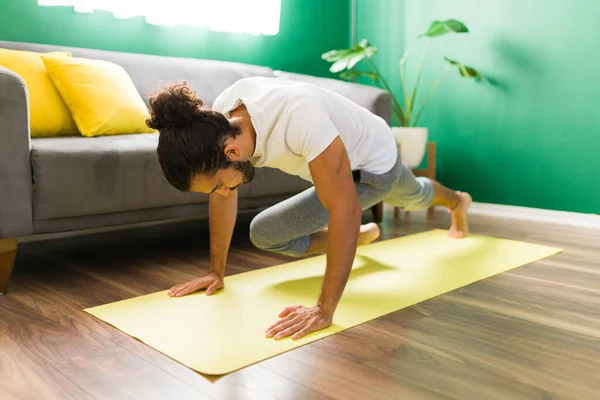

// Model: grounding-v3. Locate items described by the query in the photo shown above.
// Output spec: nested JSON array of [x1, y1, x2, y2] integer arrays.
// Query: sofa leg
[[371, 202, 384, 224], [0, 238, 17, 295]]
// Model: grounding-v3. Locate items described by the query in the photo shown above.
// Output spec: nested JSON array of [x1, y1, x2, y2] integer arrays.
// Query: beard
[[231, 160, 255, 183]]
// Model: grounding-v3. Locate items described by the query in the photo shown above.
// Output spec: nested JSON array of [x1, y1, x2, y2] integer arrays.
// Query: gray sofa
[[0, 40, 392, 293]]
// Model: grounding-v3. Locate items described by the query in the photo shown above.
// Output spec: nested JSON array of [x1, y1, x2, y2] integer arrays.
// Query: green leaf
[[321, 48, 352, 62], [330, 54, 354, 73], [420, 21, 446, 37], [420, 19, 469, 37], [444, 57, 483, 80], [322, 39, 378, 73], [347, 52, 367, 69], [365, 45, 378, 58], [444, 19, 468, 33]]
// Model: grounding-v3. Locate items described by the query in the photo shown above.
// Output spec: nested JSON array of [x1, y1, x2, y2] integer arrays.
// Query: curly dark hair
[[146, 83, 240, 192]]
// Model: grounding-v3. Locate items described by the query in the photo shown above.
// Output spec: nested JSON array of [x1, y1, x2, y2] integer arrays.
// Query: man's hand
[[265, 305, 333, 340], [168, 273, 224, 297]]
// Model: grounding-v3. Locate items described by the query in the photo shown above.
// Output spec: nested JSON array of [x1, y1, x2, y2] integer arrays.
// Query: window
[[38, 0, 281, 35]]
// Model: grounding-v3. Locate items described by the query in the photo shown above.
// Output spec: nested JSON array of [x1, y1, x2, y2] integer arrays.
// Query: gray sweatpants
[[249, 149, 434, 257]]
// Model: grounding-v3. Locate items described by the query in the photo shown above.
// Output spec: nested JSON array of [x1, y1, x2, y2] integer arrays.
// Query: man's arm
[[309, 136, 362, 315], [207, 189, 238, 279], [265, 136, 362, 339], [168, 189, 238, 297]]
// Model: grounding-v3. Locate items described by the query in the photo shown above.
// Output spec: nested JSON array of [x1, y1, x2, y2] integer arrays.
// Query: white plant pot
[[391, 127, 429, 168]]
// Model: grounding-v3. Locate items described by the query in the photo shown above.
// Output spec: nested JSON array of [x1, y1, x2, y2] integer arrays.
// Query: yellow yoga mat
[[85, 229, 561, 375]]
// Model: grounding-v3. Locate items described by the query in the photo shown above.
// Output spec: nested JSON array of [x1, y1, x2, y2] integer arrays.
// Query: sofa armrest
[[0, 66, 33, 238], [273, 70, 393, 126]]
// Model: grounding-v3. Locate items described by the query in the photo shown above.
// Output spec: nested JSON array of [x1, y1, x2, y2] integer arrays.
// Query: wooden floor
[[1, 206, 599, 400]]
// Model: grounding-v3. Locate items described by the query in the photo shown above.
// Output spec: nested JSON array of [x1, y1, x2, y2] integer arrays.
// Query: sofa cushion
[[0, 48, 78, 137], [41, 54, 155, 137], [31, 135, 311, 220]]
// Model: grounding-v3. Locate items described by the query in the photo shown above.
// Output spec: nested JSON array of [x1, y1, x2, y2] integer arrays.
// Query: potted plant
[[322, 19, 483, 168]]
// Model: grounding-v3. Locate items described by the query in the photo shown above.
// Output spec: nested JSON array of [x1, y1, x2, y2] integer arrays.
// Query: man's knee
[[249, 216, 272, 250], [384, 177, 434, 211], [249, 215, 287, 252], [249, 215, 309, 256]]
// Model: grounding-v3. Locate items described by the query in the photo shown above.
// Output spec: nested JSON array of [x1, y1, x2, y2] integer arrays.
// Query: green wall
[[0, 0, 349, 78], [355, 0, 405, 99], [356, 0, 600, 215]]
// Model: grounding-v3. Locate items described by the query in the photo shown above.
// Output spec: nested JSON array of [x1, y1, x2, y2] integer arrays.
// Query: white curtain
[[37, 0, 281, 35]]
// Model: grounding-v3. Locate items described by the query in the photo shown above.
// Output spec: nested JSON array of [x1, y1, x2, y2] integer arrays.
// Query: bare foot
[[448, 192, 472, 238], [307, 223, 381, 254], [358, 222, 381, 246]]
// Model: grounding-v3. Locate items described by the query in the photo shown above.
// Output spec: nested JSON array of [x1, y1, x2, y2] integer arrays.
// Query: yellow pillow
[[41, 54, 155, 137], [0, 48, 78, 137]]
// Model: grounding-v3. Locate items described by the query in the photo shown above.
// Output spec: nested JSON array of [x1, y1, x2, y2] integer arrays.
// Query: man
[[145, 77, 471, 341]]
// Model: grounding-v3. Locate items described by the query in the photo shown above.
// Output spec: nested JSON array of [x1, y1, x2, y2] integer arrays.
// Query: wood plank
[[444, 281, 600, 340], [366, 338, 553, 400], [262, 341, 451, 400], [0, 287, 211, 400], [373, 298, 600, 399], [0, 328, 94, 400]]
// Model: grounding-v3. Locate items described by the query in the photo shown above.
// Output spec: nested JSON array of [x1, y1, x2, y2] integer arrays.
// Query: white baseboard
[[468, 202, 600, 230]]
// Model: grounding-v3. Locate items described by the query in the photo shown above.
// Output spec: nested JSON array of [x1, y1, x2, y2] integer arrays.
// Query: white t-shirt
[[211, 77, 397, 183]]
